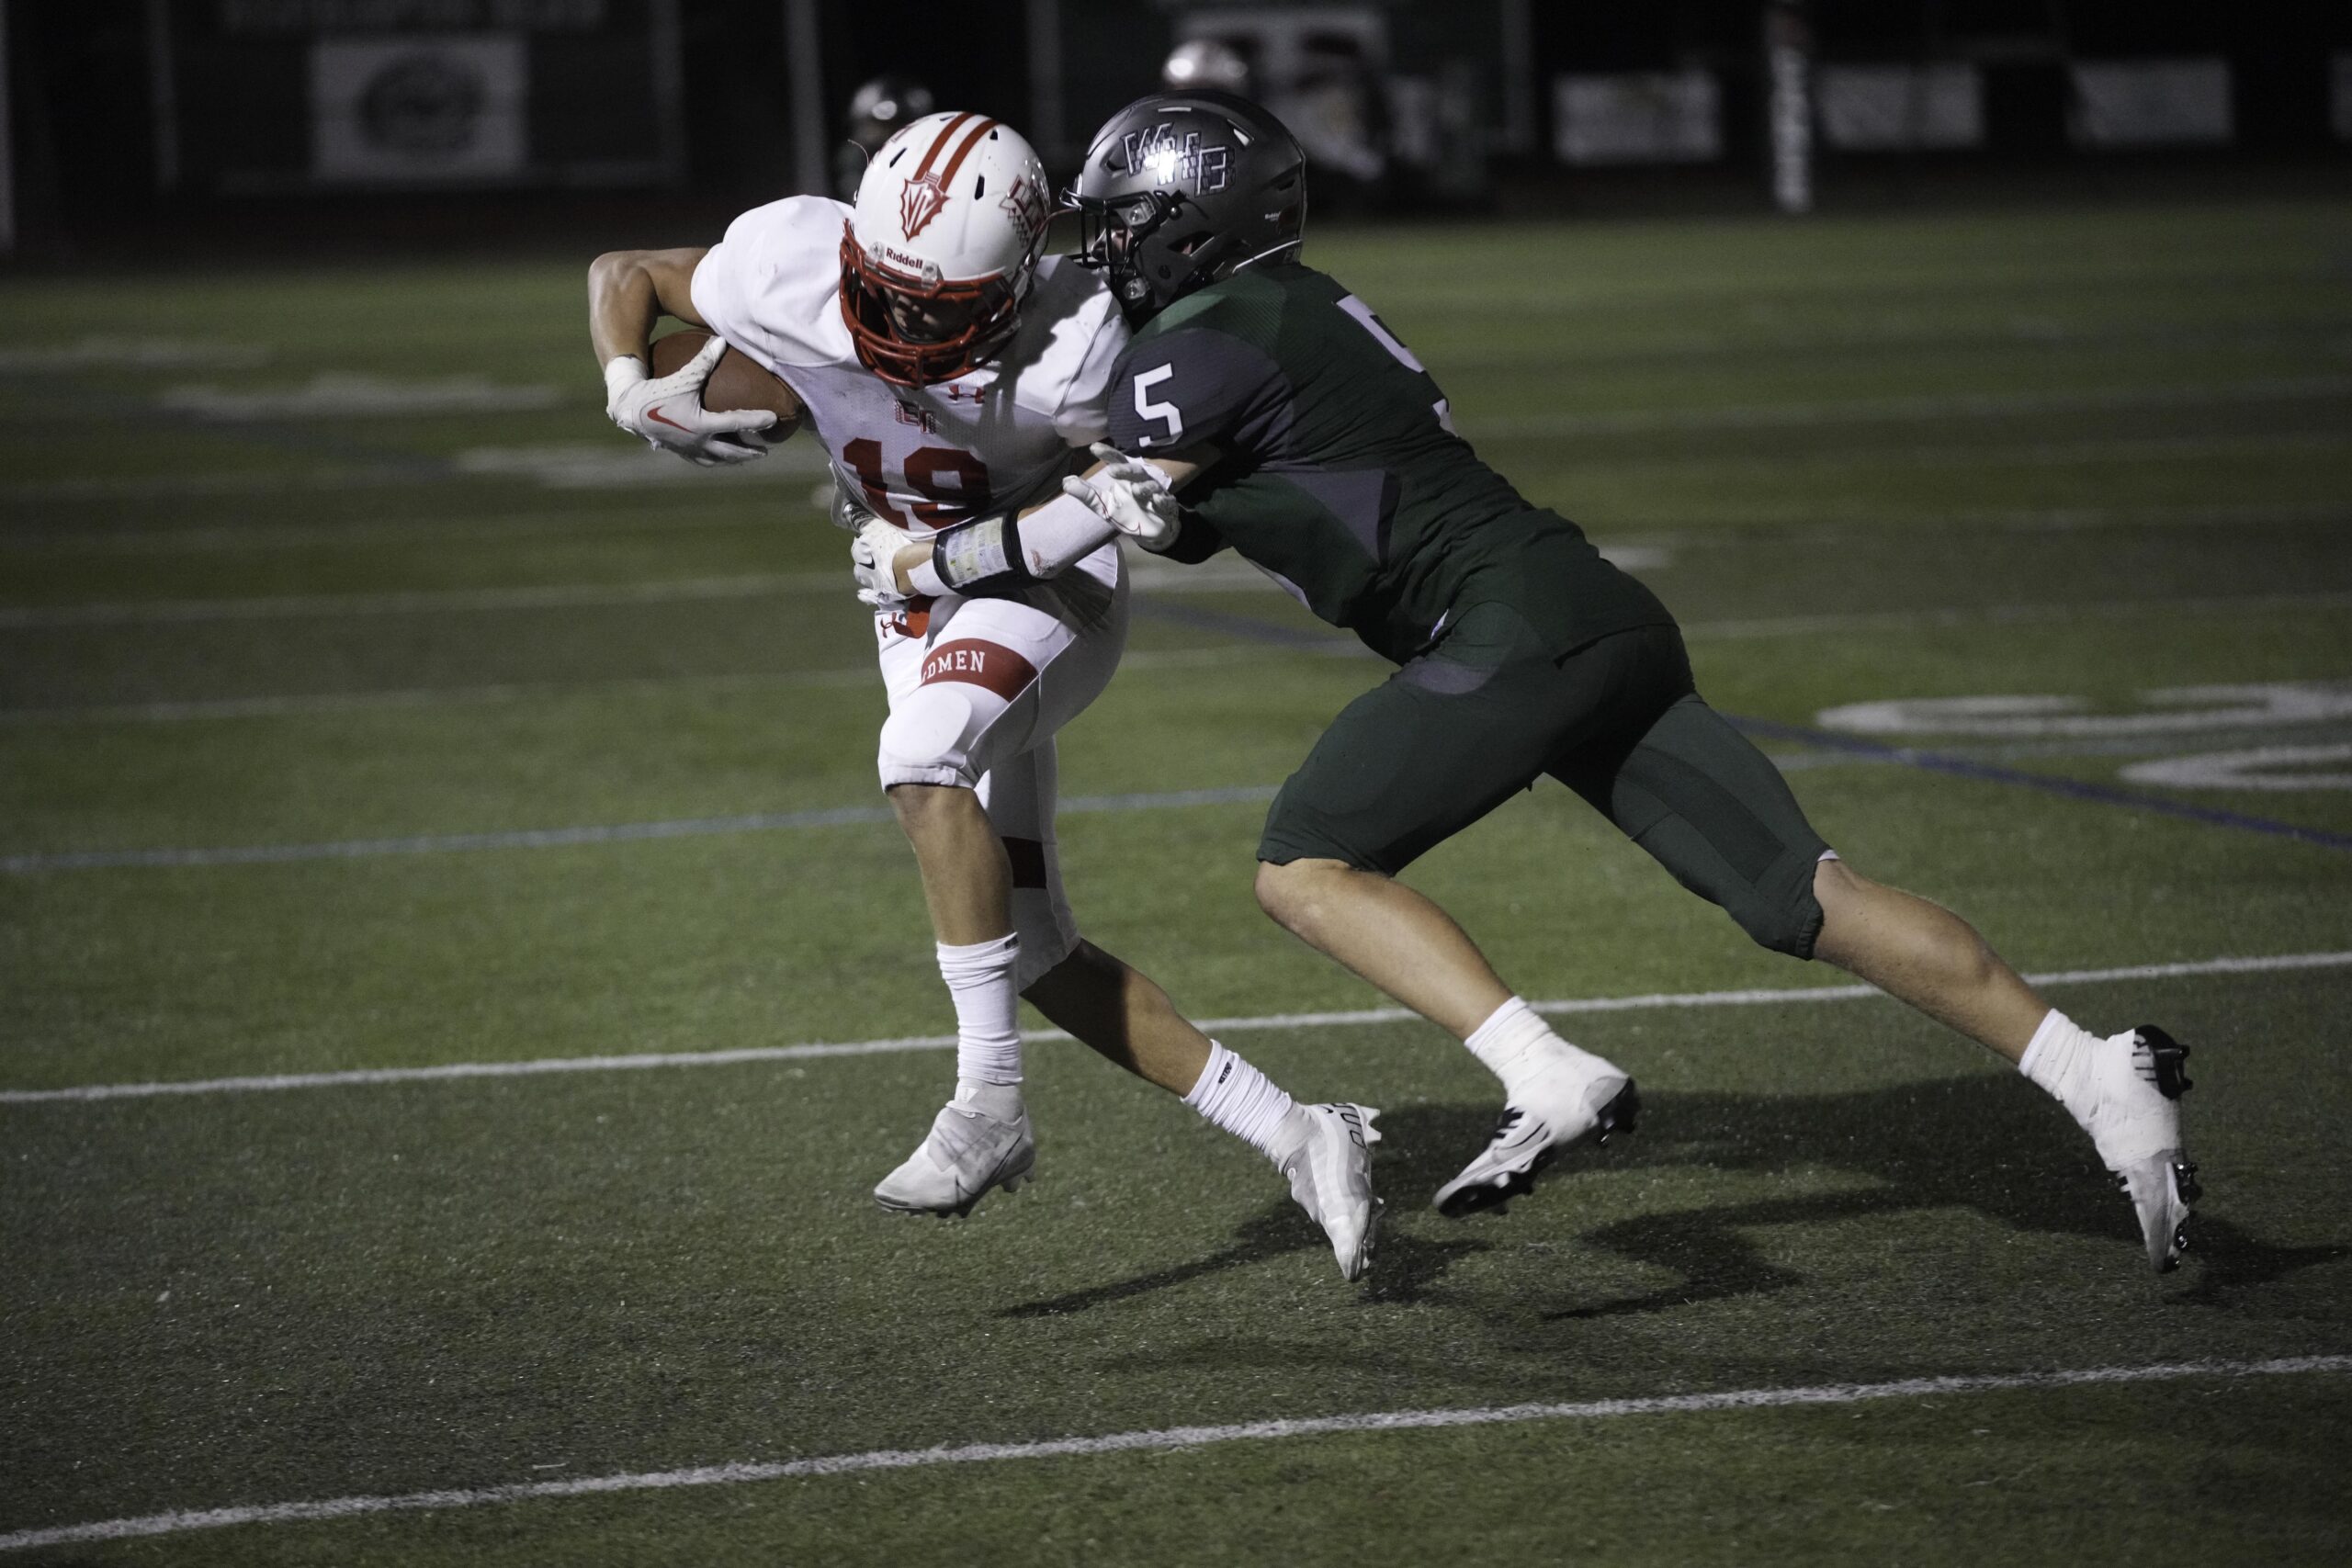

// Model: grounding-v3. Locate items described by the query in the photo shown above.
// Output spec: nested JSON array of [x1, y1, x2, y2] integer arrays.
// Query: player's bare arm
[[868, 446, 1214, 596], [587, 245, 775, 465], [587, 245, 708, 362]]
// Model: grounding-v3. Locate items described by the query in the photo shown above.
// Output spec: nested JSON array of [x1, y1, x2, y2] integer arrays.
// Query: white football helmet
[[841, 111, 1054, 386]]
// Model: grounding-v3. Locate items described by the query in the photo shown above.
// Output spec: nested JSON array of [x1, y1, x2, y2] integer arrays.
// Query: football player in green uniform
[[1042, 90, 2199, 1271]]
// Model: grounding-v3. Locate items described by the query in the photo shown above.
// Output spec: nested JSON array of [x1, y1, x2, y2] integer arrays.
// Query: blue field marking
[[1732, 715, 2352, 853], [0, 786, 1283, 874]]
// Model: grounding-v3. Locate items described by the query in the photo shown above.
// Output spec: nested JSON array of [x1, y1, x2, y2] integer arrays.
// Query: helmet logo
[[900, 172, 949, 239], [998, 175, 1048, 245], [1120, 124, 1229, 193]]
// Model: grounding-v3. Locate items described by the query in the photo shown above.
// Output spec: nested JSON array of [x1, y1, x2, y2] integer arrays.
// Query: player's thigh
[[1553, 693, 1832, 957], [1260, 607, 1638, 874], [875, 576, 1126, 788]]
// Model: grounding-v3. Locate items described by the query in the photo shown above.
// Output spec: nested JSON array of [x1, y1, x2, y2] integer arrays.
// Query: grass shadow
[[1527, 1075, 2346, 1318], [1005, 1081, 2343, 1320]]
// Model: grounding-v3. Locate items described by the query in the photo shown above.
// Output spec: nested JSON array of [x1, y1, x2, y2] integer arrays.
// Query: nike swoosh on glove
[[850, 513, 913, 610], [1061, 441, 1182, 552], [604, 336, 775, 466]]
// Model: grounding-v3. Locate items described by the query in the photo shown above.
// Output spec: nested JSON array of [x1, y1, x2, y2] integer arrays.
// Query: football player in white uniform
[[586, 113, 1378, 1279]]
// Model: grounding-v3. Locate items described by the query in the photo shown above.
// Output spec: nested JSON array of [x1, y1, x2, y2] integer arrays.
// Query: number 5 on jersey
[[1132, 365, 1183, 448]]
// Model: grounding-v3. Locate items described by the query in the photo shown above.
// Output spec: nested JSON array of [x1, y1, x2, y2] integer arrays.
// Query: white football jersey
[[691, 196, 1127, 536]]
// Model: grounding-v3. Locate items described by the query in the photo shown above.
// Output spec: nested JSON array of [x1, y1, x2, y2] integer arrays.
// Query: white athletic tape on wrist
[[933, 516, 1014, 588], [1015, 491, 1118, 577], [906, 553, 951, 599]]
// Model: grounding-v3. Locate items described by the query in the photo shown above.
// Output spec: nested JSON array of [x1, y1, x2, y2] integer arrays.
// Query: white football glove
[[1061, 441, 1183, 553], [850, 513, 914, 610], [603, 337, 774, 466]]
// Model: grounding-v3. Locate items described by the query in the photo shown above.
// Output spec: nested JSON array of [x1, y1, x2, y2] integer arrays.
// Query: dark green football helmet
[[1065, 90, 1307, 326]]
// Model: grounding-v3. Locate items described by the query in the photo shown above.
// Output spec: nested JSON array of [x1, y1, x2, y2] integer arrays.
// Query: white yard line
[[3, 1355, 2344, 1553], [1681, 588, 2352, 641], [1461, 374, 2352, 438], [0, 574, 842, 628], [1482, 430, 2352, 471], [0, 560, 1287, 631], [0, 506, 786, 554], [6, 588, 2346, 726], [0, 784, 1287, 873], [8, 502, 2334, 558], [0, 647, 1330, 727], [4, 950, 2344, 1106]]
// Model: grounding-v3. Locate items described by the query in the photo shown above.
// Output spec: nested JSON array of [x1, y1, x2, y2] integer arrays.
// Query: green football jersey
[[1104, 262, 1672, 665]]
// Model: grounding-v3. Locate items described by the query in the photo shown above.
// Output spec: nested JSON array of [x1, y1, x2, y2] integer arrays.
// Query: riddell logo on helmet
[[900, 173, 949, 239]]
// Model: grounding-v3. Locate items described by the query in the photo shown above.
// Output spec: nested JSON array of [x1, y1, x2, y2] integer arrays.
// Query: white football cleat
[[2080, 1025, 2199, 1272], [872, 1100, 1035, 1219], [1435, 1063, 1639, 1219], [1273, 1102, 1383, 1281]]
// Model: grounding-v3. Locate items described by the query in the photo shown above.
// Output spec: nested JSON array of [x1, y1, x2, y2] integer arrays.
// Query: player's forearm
[[887, 448, 1216, 597], [586, 248, 707, 368]]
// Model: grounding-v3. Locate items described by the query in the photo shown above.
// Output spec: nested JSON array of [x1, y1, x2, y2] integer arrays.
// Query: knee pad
[[1009, 888, 1077, 987], [1724, 854, 1826, 960], [877, 682, 992, 789]]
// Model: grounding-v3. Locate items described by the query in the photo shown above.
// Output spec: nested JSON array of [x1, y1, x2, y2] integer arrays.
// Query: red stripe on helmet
[[910, 113, 976, 181], [933, 116, 1000, 191]]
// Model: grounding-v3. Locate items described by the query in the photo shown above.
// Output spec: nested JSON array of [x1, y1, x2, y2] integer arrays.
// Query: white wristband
[[907, 553, 951, 599], [603, 355, 648, 400]]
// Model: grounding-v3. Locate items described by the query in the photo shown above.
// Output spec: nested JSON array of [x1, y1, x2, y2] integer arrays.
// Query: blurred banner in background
[[2, 0, 2346, 254], [159, 0, 684, 193]]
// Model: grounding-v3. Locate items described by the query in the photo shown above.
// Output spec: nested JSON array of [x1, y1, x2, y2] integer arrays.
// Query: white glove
[[1061, 441, 1183, 553], [603, 337, 774, 466], [850, 513, 914, 609]]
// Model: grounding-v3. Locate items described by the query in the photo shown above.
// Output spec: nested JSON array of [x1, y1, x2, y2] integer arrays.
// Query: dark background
[[6, 0, 2348, 263]]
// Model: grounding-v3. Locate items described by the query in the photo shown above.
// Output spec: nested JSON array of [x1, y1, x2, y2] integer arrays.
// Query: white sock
[[1464, 997, 1618, 1100], [2018, 1008, 2099, 1116], [937, 934, 1023, 1109], [1183, 1041, 1298, 1163]]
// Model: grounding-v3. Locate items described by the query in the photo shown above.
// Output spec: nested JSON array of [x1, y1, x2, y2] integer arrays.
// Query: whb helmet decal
[[1067, 90, 1306, 326]]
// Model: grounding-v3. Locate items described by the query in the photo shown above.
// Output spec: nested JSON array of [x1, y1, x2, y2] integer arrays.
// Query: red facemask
[[839, 227, 1024, 388]]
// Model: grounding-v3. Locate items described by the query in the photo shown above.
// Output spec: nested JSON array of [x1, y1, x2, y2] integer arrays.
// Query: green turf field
[[4, 198, 2350, 1564]]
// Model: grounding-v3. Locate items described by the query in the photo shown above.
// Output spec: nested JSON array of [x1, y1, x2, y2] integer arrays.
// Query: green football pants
[[1258, 607, 1830, 958]]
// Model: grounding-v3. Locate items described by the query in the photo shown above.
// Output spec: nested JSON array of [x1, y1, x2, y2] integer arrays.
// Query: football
[[648, 328, 802, 443]]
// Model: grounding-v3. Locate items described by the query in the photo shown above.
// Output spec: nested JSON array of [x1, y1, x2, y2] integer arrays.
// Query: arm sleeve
[[1104, 327, 1290, 457], [1158, 509, 1229, 566]]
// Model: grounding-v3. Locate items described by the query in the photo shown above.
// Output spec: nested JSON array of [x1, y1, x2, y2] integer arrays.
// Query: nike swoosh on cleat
[[1490, 1120, 1550, 1156]]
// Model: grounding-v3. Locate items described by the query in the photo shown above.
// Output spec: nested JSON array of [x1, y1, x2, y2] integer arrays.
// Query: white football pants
[[872, 539, 1128, 987]]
